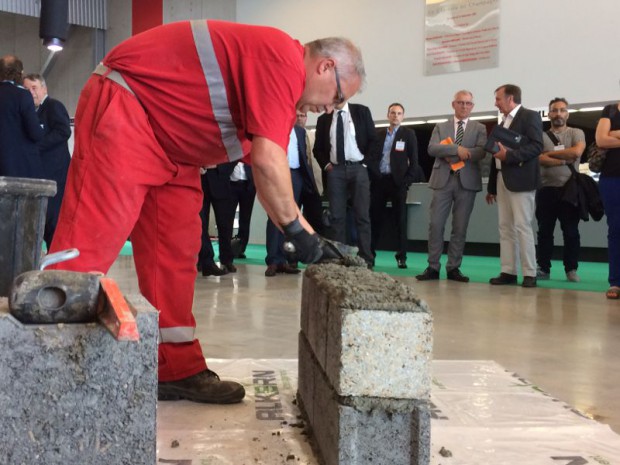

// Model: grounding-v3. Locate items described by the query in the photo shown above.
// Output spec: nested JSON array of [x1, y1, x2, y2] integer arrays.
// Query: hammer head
[[9, 270, 101, 324], [9, 271, 140, 341]]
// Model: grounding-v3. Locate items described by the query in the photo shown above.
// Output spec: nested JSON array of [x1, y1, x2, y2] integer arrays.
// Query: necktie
[[336, 110, 345, 165], [455, 120, 464, 146]]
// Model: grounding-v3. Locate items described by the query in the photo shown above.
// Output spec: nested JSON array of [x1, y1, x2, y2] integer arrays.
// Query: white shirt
[[328, 102, 364, 164], [230, 162, 248, 182], [496, 105, 522, 169], [287, 127, 300, 169]]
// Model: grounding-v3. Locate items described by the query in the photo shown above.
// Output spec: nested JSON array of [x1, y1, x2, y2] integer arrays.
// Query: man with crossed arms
[[416, 90, 487, 282]]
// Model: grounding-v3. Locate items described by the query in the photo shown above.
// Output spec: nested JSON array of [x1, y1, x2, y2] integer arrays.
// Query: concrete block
[[303, 264, 432, 399], [298, 332, 431, 465], [297, 331, 316, 428], [300, 272, 330, 368], [0, 294, 158, 465]]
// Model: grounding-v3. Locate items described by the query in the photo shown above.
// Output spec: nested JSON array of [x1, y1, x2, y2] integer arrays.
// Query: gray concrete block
[[297, 331, 316, 428], [0, 294, 158, 465], [298, 331, 431, 465], [303, 264, 433, 399], [301, 273, 330, 368]]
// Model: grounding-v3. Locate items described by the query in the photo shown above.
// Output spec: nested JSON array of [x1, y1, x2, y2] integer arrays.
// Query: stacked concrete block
[[0, 294, 158, 465], [298, 264, 433, 465]]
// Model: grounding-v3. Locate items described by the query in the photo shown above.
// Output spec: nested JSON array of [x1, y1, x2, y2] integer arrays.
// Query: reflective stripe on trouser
[[190, 20, 244, 161], [160, 326, 195, 343], [48, 75, 207, 381]]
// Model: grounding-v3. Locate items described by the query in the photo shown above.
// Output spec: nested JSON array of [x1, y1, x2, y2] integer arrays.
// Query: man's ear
[[319, 58, 336, 74]]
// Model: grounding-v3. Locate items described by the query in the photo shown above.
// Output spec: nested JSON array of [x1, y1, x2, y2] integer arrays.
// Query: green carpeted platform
[[119, 241, 608, 293]]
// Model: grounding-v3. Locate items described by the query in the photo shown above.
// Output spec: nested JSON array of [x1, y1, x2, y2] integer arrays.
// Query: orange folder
[[439, 137, 465, 171]]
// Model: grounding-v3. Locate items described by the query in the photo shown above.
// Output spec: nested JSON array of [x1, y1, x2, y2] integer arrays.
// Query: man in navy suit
[[295, 111, 324, 235], [23, 74, 72, 250], [264, 124, 314, 276], [0, 55, 44, 179], [228, 161, 256, 259], [314, 101, 376, 267], [486, 84, 543, 288], [369, 103, 419, 269], [199, 161, 237, 276]]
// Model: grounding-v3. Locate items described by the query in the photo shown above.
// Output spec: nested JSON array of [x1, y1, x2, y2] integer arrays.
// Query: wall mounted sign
[[424, 0, 500, 76]]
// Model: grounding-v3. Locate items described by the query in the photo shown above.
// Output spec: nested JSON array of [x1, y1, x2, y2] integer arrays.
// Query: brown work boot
[[158, 369, 245, 404]]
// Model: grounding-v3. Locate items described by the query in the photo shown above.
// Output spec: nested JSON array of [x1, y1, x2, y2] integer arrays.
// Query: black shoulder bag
[[546, 130, 604, 222]]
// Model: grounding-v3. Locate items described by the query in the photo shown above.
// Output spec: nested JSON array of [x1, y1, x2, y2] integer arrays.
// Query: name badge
[[553, 145, 565, 151], [395, 140, 405, 151]]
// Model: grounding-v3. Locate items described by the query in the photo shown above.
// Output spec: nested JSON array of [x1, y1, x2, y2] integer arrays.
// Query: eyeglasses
[[334, 67, 345, 105], [454, 101, 474, 107]]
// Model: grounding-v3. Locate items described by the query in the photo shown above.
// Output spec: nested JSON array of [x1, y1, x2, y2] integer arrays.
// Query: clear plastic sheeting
[[157, 359, 620, 465], [157, 359, 315, 465]]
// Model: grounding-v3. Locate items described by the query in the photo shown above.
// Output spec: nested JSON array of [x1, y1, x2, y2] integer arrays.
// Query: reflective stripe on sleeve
[[191, 20, 244, 162], [92, 63, 135, 96], [159, 326, 196, 343]]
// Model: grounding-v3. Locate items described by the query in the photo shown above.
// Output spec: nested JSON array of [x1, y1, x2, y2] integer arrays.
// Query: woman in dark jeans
[[595, 103, 620, 299]]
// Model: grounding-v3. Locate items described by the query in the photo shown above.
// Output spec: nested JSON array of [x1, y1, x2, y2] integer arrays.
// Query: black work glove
[[282, 218, 323, 264], [282, 217, 358, 264]]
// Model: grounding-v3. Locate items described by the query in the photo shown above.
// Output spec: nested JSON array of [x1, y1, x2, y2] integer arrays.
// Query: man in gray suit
[[416, 90, 487, 282]]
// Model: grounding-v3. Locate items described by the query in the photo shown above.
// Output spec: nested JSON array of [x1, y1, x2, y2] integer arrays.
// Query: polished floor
[[108, 255, 620, 435]]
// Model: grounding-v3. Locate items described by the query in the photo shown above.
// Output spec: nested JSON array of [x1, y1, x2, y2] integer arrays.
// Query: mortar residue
[[305, 263, 429, 313]]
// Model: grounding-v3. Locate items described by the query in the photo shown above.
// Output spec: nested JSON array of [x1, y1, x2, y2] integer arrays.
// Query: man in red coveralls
[[48, 20, 365, 403]]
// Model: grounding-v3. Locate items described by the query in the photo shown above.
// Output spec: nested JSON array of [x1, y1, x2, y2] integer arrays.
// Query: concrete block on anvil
[[0, 294, 158, 465]]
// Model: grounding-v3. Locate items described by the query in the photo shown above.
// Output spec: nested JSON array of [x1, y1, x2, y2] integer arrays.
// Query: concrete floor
[[108, 255, 620, 435]]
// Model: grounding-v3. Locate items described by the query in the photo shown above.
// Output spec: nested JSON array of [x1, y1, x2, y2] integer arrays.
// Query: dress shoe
[[278, 263, 301, 274], [446, 268, 469, 283], [566, 270, 580, 282], [238, 252, 247, 259], [158, 369, 245, 404], [230, 236, 244, 258], [265, 263, 301, 277], [397, 259, 407, 269], [415, 267, 439, 281], [521, 276, 537, 288], [489, 272, 517, 285], [201, 263, 228, 277], [222, 263, 237, 273]]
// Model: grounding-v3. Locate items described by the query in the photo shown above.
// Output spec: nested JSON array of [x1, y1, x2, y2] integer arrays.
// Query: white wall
[[237, 0, 620, 123], [2, 1, 617, 121]]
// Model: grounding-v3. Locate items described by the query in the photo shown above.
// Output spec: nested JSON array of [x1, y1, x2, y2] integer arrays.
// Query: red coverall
[[49, 20, 305, 381]]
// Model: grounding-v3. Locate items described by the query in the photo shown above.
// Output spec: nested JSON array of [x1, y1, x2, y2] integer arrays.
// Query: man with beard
[[535, 97, 585, 282]]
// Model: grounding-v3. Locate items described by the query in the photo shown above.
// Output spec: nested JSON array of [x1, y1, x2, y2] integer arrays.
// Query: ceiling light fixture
[[39, 0, 69, 52]]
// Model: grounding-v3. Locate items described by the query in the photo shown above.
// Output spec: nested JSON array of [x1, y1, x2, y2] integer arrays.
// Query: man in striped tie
[[416, 90, 487, 282]]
